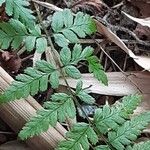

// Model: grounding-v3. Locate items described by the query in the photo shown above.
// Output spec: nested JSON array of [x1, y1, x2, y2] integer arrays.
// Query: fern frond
[[94, 95, 141, 134], [0, 19, 47, 53], [64, 65, 81, 79], [45, 93, 76, 121], [60, 47, 71, 66], [59, 45, 92, 79], [0, 0, 35, 27], [52, 9, 96, 47], [126, 141, 150, 150], [57, 123, 98, 150], [108, 112, 150, 150], [0, 60, 56, 103], [19, 93, 76, 140]]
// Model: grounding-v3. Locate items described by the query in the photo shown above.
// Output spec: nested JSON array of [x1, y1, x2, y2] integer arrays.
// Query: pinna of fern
[[0, 19, 47, 53]]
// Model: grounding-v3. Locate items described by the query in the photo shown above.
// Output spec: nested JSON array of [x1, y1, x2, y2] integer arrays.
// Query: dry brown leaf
[[95, 20, 150, 71], [60, 72, 150, 96], [32, 0, 63, 11], [123, 12, 150, 28], [134, 56, 150, 71]]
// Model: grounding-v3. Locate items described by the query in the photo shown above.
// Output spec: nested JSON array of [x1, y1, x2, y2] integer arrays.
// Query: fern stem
[[60, 69, 115, 150]]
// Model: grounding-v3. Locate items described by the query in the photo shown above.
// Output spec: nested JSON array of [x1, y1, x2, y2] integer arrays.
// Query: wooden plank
[[0, 67, 66, 150]]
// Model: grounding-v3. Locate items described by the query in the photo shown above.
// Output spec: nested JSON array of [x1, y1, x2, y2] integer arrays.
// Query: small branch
[[123, 54, 128, 71], [95, 39, 126, 74], [33, 2, 59, 67], [63, 0, 71, 8], [112, 1, 123, 9]]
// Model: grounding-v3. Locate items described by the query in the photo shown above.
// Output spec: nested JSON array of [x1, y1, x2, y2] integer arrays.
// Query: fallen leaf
[[95, 19, 150, 71], [33, 51, 42, 67], [123, 12, 150, 28], [60, 72, 150, 96], [134, 56, 150, 71], [95, 19, 133, 54]]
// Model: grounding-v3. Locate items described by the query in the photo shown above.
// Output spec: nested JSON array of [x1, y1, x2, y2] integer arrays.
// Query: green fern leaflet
[[94, 95, 141, 133], [52, 9, 96, 47], [19, 93, 76, 140], [0, 60, 56, 103], [0, 19, 47, 53]]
